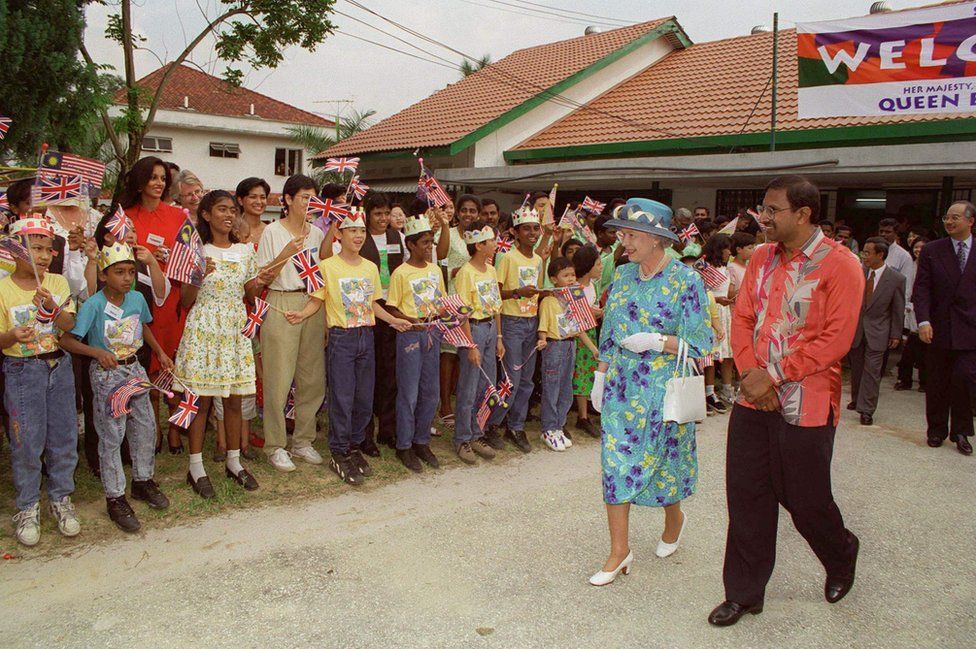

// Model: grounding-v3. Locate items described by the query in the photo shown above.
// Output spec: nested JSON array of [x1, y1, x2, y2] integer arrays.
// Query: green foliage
[[287, 109, 375, 185], [459, 54, 492, 78]]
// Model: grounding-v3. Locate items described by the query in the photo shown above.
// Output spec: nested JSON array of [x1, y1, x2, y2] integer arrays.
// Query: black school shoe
[[396, 448, 423, 473], [483, 426, 506, 450], [413, 444, 440, 469], [131, 479, 170, 509], [505, 429, 532, 453], [186, 472, 215, 499], [225, 466, 259, 491], [106, 496, 141, 533], [350, 449, 373, 476], [330, 454, 364, 485]]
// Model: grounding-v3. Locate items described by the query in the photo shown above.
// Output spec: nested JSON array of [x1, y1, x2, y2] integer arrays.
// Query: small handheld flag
[[0, 236, 34, 265], [495, 237, 514, 254], [693, 259, 727, 290], [242, 297, 270, 339], [324, 157, 360, 174], [285, 385, 297, 420], [580, 196, 606, 215], [717, 217, 739, 236], [435, 294, 475, 348], [168, 391, 201, 428], [105, 205, 132, 241], [307, 196, 351, 225], [476, 383, 498, 431], [416, 158, 452, 207], [166, 218, 207, 286], [346, 175, 370, 202], [290, 249, 324, 293], [32, 174, 83, 204], [554, 285, 597, 331], [680, 223, 700, 244], [35, 295, 71, 325], [0, 116, 11, 140], [106, 376, 153, 418]]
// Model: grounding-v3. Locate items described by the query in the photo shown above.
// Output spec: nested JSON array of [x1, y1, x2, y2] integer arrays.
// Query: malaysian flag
[[0, 236, 33, 264], [307, 196, 350, 225], [554, 285, 597, 331], [346, 175, 370, 201], [290, 249, 324, 293], [166, 218, 206, 286], [168, 391, 200, 428], [435, 294, 475, 348], [40, 150, 105, 190], [558, 207, 596, 245], [717, 217, 739, 236], [324, 157, 360, 174], [105, 205, 132, 241], [32, 174, 83, 204], [0, 191, 7, 209], [680, 223, 700, 243], [285, 386, 296, 420], [241, 297, 270, 339], [693, 259, 727, 290], [580, 196, 606, 215], [0, 116, 11, 140], [35, 295, 71, 325], [476, 383, 498, 431], [416, 159, 452, 207], [106, 376, 153, 418]]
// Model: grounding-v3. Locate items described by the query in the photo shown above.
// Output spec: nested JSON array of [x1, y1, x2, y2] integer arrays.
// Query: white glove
[[619, 332, 666, 354], [590, 371, 606, 413]]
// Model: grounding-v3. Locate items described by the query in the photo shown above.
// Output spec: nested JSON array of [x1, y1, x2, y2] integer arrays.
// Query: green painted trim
[[448, 19, 690, 156], [344, 146, 452, 161], [502, 119, 976, 161]]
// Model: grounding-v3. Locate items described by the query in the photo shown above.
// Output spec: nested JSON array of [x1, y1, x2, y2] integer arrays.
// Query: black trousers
[[896, 333, 927, 387], [723, 405, 854, 605], [371, 316, 398, 446], [924, 347, 974, 440]]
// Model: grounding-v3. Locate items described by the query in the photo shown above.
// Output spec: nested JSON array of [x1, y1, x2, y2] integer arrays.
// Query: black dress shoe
[[225, 466, 259, 491], [106, 496, 141, 533], [186, 472, 215, 499], [859, 413, 873, 426], [707, 601, 763, 627], [395, 448, 423, 473], [483, 426, 506, 450], [413, 443, 440, 469], [350, 449, 373, 476], [846, 401, 856, 411], [893, 381, 912, 391], [825, 533, 859, 603], [505, 429, 532, 453], [131, 479, 170, 509], [359, 440, 382, 458], [927, 436, 944, 448], [956, 436, 973, 456]]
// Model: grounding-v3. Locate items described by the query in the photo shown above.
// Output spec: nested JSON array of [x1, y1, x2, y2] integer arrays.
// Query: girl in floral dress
[[570, 244, 603, 438], [175, 191, 274, 498]]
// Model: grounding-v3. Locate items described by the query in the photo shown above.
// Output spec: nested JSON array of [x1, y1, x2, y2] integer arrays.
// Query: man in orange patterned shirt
[[709, 176, 864, 627]]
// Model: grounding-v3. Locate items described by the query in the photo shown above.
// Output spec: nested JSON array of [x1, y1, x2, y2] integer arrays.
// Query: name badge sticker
[[137, 272, 152, 286], [104, 302, 124, 320], [386, 244, 402, 255], [223, 251, 242, 264], [146, 233, 165, 247]]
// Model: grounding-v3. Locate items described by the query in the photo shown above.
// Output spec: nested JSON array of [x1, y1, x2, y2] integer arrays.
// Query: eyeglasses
[[181, 189, 205, 199], [942, 214, 966, 222], [759, 205, 793, 216]]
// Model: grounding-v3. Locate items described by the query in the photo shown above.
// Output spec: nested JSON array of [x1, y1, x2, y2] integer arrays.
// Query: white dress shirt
[[885, 241, 913, 278]]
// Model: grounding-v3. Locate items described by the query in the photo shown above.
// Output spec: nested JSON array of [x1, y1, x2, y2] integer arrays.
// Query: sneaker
[[290, 445, 323, 465], [541, 430, 566, 451], [430, 426, 442, 438], [131, 479, 170, 509], [559, 430, 573, 448], [395, 448, 423, 473], [329, 453, 364, 485], [106, 496, 141, 533], [49, 496, 81, 537], [705, 399, 717, 416], [471, 438, 497, 459], [13, 503, 41, 546], [350, 449, 373, 477], [505, 429, 532, 453], [268, 448, 297, 472], [483, 426, 505, 450], [413, 443, 440, 469], [455, 442, 478, 465], [576, 417, 599, 438], [706, 395, 728, 414]]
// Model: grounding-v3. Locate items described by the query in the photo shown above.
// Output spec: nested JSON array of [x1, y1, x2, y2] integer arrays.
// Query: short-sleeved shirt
[[498, 247, 544, 318], [314, 255, 381, 328], [70, 289, 152, 360], [538, 294, 578, 340], [434, 227, 470, 293], [0, 273, 75, 357], [598, 243, 618, 295], [455, 262, 502, 321], [256, 220, 325, 292], [387, 262, 445, 320]]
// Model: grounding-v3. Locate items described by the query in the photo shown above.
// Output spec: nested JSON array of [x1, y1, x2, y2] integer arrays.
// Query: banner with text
[[797, 2, 976, 118]]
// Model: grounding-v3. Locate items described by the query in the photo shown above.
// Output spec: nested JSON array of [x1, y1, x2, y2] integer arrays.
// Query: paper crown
[[512, 206, 540, 227], [9, 216, 55, 238], [403, 216, 431, 237], [98, 243, 135, 271], [463, 225, 495, 245], [339, 207, 366, 230]]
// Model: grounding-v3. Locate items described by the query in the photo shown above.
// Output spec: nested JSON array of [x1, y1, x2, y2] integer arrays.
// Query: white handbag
[[663, 339, 707, 424]]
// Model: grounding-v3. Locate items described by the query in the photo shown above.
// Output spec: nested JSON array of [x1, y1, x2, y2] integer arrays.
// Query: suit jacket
[[912, 236, 976, 350], [853, 266, 906, 351]]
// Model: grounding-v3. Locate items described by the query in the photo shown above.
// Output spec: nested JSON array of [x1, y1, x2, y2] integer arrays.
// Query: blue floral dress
[[598, 260, 712, 507]]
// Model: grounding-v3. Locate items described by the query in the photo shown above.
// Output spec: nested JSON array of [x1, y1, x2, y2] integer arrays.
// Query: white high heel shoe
[[656, 513, 688, 558], [588, 550, 634, 586]]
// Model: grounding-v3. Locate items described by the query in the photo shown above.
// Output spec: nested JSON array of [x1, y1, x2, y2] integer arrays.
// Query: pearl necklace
[[638, 254, 668, 281]]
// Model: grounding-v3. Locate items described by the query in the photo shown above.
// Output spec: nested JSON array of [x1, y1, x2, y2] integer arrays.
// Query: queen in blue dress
[[588, 198, 712, 586]]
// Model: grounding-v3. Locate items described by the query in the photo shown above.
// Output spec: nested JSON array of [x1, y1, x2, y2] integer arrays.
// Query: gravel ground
[[1, 382, 974, 648]]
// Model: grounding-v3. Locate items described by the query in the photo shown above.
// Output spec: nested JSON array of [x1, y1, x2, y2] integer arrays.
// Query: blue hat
[[605, 198, 679, 243]]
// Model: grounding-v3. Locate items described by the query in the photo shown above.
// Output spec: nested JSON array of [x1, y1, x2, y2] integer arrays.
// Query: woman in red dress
[[120, 156, 190, 453]]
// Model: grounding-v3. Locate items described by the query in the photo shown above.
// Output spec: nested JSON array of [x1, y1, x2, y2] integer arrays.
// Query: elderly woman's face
[[616, 228, 660, 263]]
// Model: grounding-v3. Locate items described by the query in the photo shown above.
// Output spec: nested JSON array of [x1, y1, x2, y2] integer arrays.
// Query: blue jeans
[[455, 319, 497, 445], [90, 362, 157, 498], [541, 339, 576, 432], [395, 330, 439, 450], [488, 315, 538, 432], [327, 327, 375, 456], [4, 354, 77, 511]]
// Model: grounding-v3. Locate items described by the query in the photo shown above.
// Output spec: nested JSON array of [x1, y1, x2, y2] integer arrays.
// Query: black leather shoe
[[859, 413, 873, 426], [131, 479, 170, 509], [395, 448, 423, 473], [927, 436, 944, 448], [186, 472, 215, 499], [576, 417, 599, 438], [825, 533, 859, 603], [846, 401, 856, 411], [505, 429, 532, 453], [956, 436, 973, 456], [484, 426, 506, 450], [225, 466, 259, 490], [106, 496, 141, 533], [893, 381, 912, 391], [413, 444, 440, 469], [350, 449, 373, 476], [707, 601, 763, 627], [330, 454, 364, 485], [359, 440, 382, 458]]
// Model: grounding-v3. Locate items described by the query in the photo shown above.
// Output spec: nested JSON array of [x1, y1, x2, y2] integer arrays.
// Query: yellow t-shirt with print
[[497, 246, 543, 318], [387, 262, 445, 320], [313, 255, 381, 328], [0, 273, 75, 357], [538, 295, 579, 341], [455, 262, 502, 321]]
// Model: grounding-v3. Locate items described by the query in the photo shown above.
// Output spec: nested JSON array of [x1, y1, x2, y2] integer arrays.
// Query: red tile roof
[[515, 28, 974, 152], [114, 64, 334, 127], [321, 17, 678, 157]]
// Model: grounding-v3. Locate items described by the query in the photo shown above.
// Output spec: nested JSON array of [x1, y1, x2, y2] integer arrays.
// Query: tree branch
[[78, 39, 126, 165]]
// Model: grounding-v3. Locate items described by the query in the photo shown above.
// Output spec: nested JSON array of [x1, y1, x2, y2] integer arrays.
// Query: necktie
[[958, 241, 968, 272], [864, 269, 875, 306]]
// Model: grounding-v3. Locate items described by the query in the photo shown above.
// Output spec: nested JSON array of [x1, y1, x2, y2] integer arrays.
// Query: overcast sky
[[83, 0, 926, 125]]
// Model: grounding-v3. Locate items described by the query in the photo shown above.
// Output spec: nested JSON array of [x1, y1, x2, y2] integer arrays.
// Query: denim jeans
[[540, 339, 576, 432], [455, 319, 497, 446], [488, 315, 538, 432], [90, 362, 158, 498], [327, 326, 375, 455], [4, 354, 77, 510], [395, 330, 439, 450]]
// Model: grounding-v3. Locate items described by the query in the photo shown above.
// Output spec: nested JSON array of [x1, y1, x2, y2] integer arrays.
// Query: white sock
[[705, 385, 715, 397], [225, 449, 243, 476], [188, 453, 207, 480], [721, 383, 733, 396]]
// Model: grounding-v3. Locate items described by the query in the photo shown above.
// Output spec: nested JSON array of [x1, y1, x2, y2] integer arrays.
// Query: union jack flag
[[32, 174, 83, 204], [290, 249, 324, 293], [166, 218, 206, 286], [40, 150, 105, 189], [495, 236, 513, 254], [307, 196, 351, 225], [693, 259, 727, 290], [324, 157, 360, 174], [346, 175, 370, 201], [580, 196, 606, 215], [168, 391, 200, 428], [0, 116, 11, 140], [476, 383, 497, 431], [417, 160, 452, 207], [105, 205, 132, 241], [35, 295, 70, 325], [554, 285, 597, 331], [285, 386, 296, 420], [680, 223, 700, 243], [496, 366, 513, 407], [106, 376, 153, 418], [241, 297, 270, 339]]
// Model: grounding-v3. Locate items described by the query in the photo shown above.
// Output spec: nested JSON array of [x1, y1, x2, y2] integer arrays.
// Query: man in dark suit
[[912, 200, 976, 456], [848, 238, 905, 426]]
